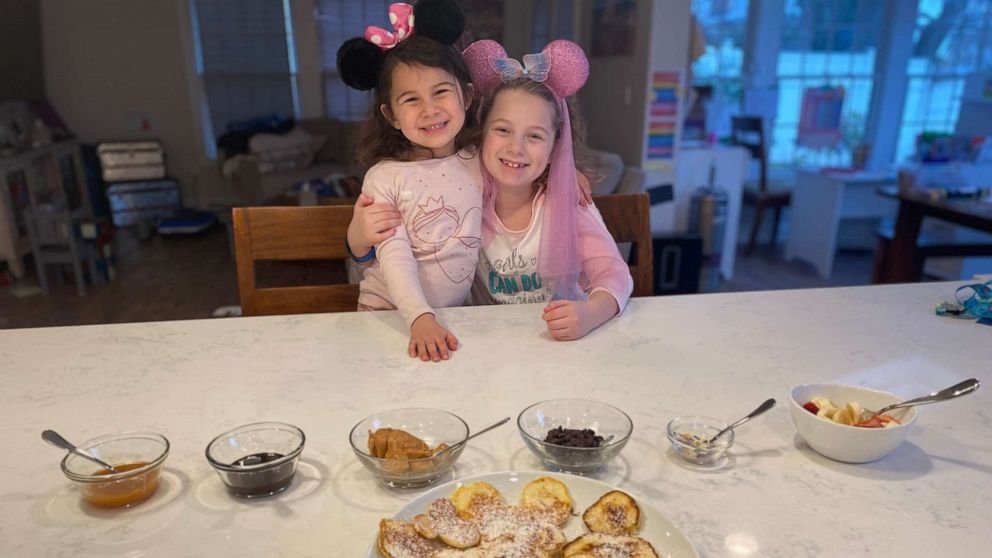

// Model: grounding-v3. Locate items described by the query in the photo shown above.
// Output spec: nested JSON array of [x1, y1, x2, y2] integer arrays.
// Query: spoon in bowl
[[433, 417, 510, 458], [42, 430, 119, 473], [860, 378, 980, 422], [706, 398, 777, 444]]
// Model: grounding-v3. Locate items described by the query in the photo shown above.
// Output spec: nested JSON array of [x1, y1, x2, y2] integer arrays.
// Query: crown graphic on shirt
[[417, 196, 448, 214], [412, 195, 460, 232]]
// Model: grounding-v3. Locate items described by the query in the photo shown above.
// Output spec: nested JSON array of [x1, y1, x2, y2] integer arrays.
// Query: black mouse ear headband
[[336, 0, 466, 91]]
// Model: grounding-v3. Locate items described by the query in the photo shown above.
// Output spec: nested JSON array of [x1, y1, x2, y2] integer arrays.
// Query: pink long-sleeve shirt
[[473, 192, 633, 309], [357, 152, 483, 328]]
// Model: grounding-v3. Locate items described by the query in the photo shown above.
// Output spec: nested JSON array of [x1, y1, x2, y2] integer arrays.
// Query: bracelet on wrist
[[345, 236, 376, 263]]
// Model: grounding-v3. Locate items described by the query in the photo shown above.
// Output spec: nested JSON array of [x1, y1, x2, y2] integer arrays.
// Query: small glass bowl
[[61, 431, 170, 508], [349, 408, 469, 488], [666, 416, 734, 465], [517, 398, 633, 474], [205, 422, 305, 498]]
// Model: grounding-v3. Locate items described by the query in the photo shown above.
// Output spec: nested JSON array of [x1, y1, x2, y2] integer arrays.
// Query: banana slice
[[831, 407, 854, 425]]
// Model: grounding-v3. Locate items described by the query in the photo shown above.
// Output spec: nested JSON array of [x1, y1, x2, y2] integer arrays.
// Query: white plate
[[367, 470, 699, 558]]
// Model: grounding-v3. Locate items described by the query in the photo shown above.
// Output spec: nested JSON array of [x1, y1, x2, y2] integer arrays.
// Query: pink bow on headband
[[364, 3, 415, 51], [463, 39, 589, 99]]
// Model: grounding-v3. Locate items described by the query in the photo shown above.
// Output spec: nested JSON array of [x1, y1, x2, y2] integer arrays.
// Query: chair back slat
[[731, 115, 769, 193], [233, 206, 359, 316], [592, 193, 653, 297]]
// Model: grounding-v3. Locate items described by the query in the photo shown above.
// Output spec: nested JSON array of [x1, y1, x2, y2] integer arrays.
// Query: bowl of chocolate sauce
[[205, 422, 305, 498]]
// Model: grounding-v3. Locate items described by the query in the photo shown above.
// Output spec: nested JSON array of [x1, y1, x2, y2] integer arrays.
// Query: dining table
[[1, 281, 990, 557], [877, 186, 992, 283]]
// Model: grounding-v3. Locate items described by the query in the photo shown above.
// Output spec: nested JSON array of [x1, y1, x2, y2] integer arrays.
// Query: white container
[[97, 141, 166, 182], [789, 383, 917, 463]]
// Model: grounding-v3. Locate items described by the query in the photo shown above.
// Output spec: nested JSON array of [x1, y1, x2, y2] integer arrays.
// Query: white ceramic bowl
[[789, 383, 917, 463]]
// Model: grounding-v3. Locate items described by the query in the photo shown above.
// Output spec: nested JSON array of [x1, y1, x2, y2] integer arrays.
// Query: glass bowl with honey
[[60, 431, 170, 508], [349, 408, 469, 488], [205, 421, 305, 498]]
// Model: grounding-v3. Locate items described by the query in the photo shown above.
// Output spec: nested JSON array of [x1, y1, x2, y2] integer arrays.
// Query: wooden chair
[[233, 205, 359, 316], [731, 116, 792, 256], [592, 192, 654, 297]]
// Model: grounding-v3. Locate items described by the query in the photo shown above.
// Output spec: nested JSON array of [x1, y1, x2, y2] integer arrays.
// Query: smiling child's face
[[482, 88, 557, 192], [382, 63, 468, 158]]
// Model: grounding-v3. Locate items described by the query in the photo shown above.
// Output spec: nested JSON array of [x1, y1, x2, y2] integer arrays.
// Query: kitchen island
[[1, 281, 989, 557]]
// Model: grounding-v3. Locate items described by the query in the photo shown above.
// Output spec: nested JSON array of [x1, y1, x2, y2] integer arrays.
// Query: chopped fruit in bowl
[[789, 383, 917, 463], [801, 397, 901, 428]]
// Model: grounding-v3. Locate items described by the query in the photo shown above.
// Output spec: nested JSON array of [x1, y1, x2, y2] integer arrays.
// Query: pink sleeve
[[575, 203, 634, 312], [363, 174, 434, 328]]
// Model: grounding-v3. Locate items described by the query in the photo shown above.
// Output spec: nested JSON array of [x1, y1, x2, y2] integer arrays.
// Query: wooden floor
[[1, 224, 885, 330], [0, 226, 239, 330], [721, 245, 875, 293]]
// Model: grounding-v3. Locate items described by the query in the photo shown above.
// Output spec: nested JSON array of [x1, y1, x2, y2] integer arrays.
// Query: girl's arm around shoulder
[[575, 202, 634, 313], [347, 164, 405, 257]]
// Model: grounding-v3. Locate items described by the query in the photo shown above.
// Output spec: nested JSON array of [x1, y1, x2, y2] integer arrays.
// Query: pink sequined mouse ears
[[337, 0, 465, 91], [462, 39, 589, 99]]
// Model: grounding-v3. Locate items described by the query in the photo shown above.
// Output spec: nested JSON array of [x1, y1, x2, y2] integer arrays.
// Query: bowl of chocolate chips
[[517, 398, 633, 474]]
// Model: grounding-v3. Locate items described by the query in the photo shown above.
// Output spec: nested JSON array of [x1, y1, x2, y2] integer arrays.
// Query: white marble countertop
[[1, 282, 990, 557]]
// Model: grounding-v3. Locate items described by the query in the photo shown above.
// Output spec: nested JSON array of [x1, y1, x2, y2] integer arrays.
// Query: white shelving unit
[[0, 139, 91, 278]]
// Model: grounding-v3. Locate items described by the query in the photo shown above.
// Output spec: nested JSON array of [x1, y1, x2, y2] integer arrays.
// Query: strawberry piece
[[802, 401, 819, 415]]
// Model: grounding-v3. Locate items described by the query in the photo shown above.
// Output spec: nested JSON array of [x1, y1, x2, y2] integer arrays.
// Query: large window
[[190, 0, 299, 153], [895, 0, 992, 162], [772, 0, 881, 165], [316, 0, 388, 121]]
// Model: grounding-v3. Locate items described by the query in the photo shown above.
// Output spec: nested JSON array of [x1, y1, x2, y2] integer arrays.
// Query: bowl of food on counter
[[349, 407, 469, 488], [60, 431, 170, 508], [517, 398, 633, 474], [789, 383, 917, 463], [205, 421, 305, 498], [666, 415, 735, 466]]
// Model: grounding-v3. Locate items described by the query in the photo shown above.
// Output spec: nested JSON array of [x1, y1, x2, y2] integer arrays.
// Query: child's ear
[[463, 83, 475, 110], [379, 104, 399, 129]]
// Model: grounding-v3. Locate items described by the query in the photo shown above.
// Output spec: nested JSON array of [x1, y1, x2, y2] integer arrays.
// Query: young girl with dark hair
[[337, 0, 481, 362]]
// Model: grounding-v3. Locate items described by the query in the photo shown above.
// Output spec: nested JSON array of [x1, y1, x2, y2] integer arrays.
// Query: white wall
[[41, 0, 209, 203], [1, 0, 44, 101]]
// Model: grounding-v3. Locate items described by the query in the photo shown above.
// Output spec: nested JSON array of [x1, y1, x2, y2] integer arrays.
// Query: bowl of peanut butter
[[349, 408, 469, 488]]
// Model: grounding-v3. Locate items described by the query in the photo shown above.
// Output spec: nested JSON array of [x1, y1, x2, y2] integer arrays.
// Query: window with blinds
[[190, 0, 299, 147], [315, 0, 389, 121]]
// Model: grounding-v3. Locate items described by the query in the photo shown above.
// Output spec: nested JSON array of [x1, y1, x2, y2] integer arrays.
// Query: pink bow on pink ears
[[364, 3, 415, 51]]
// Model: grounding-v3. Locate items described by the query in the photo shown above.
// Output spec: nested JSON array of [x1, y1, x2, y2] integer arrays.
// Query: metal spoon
[[860, 378, 980, 421], [707, 398, 777, 444], [433, 417, 510, 458], [42, 430, 120, 473]]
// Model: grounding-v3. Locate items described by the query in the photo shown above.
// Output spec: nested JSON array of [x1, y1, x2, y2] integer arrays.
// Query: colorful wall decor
[[796, 85, 845, 149], [645, 71, 682, 170]]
